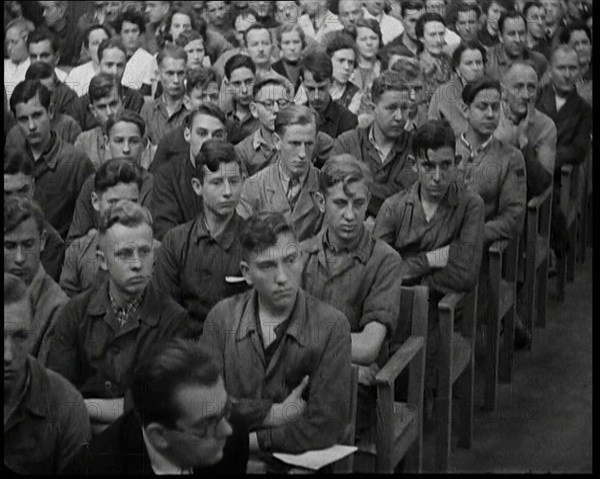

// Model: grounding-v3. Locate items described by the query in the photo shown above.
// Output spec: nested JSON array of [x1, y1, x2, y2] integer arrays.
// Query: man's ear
[[183, 125, 191, 144], [408, 154, 418, 173], [40, 229, 48, 253], [145, 423, 169, 450], [97, 247, 108, 272], [191, 177, 203, 197], [89, 103, 97, 118], [249, 101, 259, 119], [183, 93, 192, 110], [47, 103, 55, 122], [272, 131, 282, 151], [91, 191, 101, 212], [314, 191, 325, 214], [240, 261, 253, 286]]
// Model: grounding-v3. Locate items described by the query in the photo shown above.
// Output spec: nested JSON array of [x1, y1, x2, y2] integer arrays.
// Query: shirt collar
[[277, 160, 309, 191], [405, 180, 460, 208], [142, 427, 192, 475], [30, 132, 60, 169], [321, 225, 371, 265], [193, 212, 241, 251], [252, 127, 274, 151], [459, 132, 494, 158], [155, 95, 187, 115]]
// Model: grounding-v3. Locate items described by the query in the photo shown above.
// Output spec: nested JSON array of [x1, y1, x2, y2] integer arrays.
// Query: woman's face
[[355, 26, 379, 60], [331, 48, 356, 84], [569, 29, 592, 66], [280, 30, 303, 62], [170, 12, 192, 43]]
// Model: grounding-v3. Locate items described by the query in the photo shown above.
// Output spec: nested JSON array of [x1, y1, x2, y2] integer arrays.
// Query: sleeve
[[256, 316, 352, 453], [555, 102, 592, 168], [41, 231, 65, 282], [150, 136, 170, 174], [151, 230, 183, 305], [314, 132, 334, 169], [66, 176, 96, 246], [46, 299, 83, 387], [63, 118, 82, 144], [373, 196, 400, 246], [423, 193, 485, 293], [484, 150, 527, 243], [332, 131, 352, 156], [36, 295, 68, 366], [150, 167, 182, 241], [235, 177, 258, 220], [59, 240, 84, 298], [428, 88, 442, 120], [522, 127, 555, 198]]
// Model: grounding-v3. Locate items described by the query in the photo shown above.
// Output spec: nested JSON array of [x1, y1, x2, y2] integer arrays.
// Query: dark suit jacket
[[64, 410, 249, 474], [272, 59, 302, 94]]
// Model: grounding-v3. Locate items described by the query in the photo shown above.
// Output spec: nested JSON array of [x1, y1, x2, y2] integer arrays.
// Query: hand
[[426, 245, 450, 269], [364, 216, 375, 231], [357, 363, 381, 386], [281, 376, 309, 423]]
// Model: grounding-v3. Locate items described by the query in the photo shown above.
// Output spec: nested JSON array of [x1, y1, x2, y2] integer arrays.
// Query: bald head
[[502, 61, 538, 86], [551, 44, 579, 65]]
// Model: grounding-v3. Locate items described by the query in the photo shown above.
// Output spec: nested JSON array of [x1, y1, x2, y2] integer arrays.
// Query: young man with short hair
[[326, 32, 362, 113], [4, 273, 91, 474], [333, 70, 417, 219], [524, 1, 552, 60], [362, 0, 405, 45], [451, 2, 482, 55], [4, 195, 69, 364], [66, 109, 153, 244], [153, 139, 249, 337], [385, 1, 425, 58], [224, 54, 259, 144], [297, 0, 344, 43], [4, 148, 65, 281], [151, 104, 227, 240], [200, 211, 352, 453], [300, 49, 358, 139], [116, 10, 155, 90], [39, 0, 82, 67], [237, 104, 326, 241], [26, 27, 69, 83], [478, 0, 514, 48], [48, 201, 190, 434], [10, 80, 95, 240]]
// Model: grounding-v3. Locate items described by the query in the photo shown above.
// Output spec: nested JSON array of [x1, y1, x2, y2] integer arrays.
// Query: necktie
[[286, 178, 299, 210]]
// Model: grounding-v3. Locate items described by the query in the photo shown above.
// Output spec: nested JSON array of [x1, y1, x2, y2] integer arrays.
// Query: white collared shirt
[[4, 57, 31, 102], [362, 9, 404, 45], [141, 427, 192, 475], [65, 61, 98, 97], [297, 10, 343, 43], [122, 47, 155, 90]]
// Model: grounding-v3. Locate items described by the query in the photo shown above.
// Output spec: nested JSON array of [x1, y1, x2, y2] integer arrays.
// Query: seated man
[[223, 53, 259, 145], [298, 49, 358, 139], [153, 139, 249, 338], [151, 103, 227, 241], [4, 195, 69, 365], [237, 105, 325, 242], [65, 338, 249, 474], [200, 212, 352, 453], [300, 154, 403, 440], [67, 110, 153, 244], [4, 273, 91, 474], [9, 80, 95, 239], [48, 201, 190, 433], [374, 119, 484, 404], [456, 77, 528, 346], [333, 70, 417, 219], [4, 148, 65, 281]]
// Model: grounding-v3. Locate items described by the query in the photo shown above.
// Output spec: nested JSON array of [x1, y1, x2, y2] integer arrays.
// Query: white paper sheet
[[272, 445, 358, 471]]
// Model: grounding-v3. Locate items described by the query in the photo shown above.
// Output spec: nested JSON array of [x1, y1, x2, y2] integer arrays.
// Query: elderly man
[[4, 18, 35, 102]]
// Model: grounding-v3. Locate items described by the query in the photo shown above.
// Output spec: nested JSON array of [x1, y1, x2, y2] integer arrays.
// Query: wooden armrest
[[489, 239, 509, 255], [438, 292, 465, 312], [527, 186, 552, 211], [374, 336, 424, 386]]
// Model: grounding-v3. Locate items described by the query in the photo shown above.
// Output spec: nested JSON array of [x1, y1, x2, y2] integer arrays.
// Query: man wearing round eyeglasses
[[65, 338, 249, 474]]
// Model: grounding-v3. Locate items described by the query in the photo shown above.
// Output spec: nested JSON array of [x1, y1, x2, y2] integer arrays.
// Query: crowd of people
[[4, 0, 593, 474]]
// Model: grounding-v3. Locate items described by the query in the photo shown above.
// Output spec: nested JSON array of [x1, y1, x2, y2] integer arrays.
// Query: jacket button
[[112, 346, 120, 354], [104, 380, 112, 390]]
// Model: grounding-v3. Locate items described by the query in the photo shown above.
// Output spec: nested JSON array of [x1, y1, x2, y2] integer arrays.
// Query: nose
[[485, 106, 495, 117], [122, 140, 130, 153], [343, 205, 356, 221], [223, 179, 232, 197], [271, 101, 280, 113], [28, 118, 36, 131], [14, 245, 26, 265], [129, 250, 142, 270], [275, 262, 289, 285], [5, 337, 14, 365], [297, 143, 307, 159], [219, 418, 233, 438], [393, 108, 403, 121], [433, 166, 441, 182]]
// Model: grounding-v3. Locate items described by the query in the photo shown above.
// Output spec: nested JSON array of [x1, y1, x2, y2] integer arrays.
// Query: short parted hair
[[325, 31, 358, 60], [244, 23, 271, 45], [389, 55, 423, 82], [451, 40, 487, 70], [274, 104, 316, 137], [319, 154, 374, 197], [88, 72, 123, 104], [186, 67, 221, 96], [253, 76, 292, 100], [94, 158, 144, 195], [523, 0, 543, 19], [4, 273, 32, 310], [157, 44, 188, 69], [401, 0, 426, 17], [224, 54, 256, 80], [353, 18, 383, 47], [276, 22, 306, 49], [98, 38, 127, 63], [4, 148, 34, 176], [301, 50, 333, 82], [25, 61, 55, 82], [132, 338, 220, 428], [498, 10, 526, 35], [26, 27, 58, 52], [83, 24, 111, 49], [551, 44, 579, 64], [412, 119, 456, 159], [240, 211, 297, 261], [4, 194, 45, 236], [192, 139, 243, 183], [184, 102, 226, 129], [481, 0, 515, 16], [175, 29, 204, 49], [559, 21, 592, 45], [114, 10, 146, 35], [416, 12, 446, 39], [98, 200, 153, 236], [5, 18, 35, 37], [454, 2, 481, 21], [462, 76, 502, 105], [9, 80, 51, 115], [371, 70, 410, 104], [105, 109, 146, 138]]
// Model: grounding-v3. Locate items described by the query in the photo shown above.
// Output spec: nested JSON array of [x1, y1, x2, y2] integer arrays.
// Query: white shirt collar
[[141, 427, 192, 475]]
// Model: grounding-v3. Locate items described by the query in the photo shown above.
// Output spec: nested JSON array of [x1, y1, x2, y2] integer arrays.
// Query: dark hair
[[193, 139, 243, 183], [157, 44, 188, 68], [240, 211, 297, 260], [301, 50, 333, 82], [25, 61, 55, 82], [186, 67, 221, 96], [4, 194, 45, 236], [319, 154, 373, 196], [498, 10, 526, 35], [325, 31, 358, 60], [159, 6, 203, 48], [184, 102, 226, 129], [98, 38, 127, 63], [412, 119, 456, 159], [252, 76, 292, 100], [224, 54, 256, 80], [175, 28, 204, 49], [244, 22, 271, 44], [276, 23, 306, 49], [523, 1, 543, 19], [88, 72, 122, 103], [4, 148, 34, 176], [481, 0, 515, 16], [98, 200, 153, 236], [9, 80, 51, 115], [26, 27, 58, 53], [132, 338, 220, 427], [462, 76, 501, 105], [83, 24, 111, 49], [454, 2, 481, 22], [451, 41, 487, 70], [94, 158, 143, 194], [559, 21, 592, 45], [416, 12, 446, 39], [105, 109, 146, 138], [274, 104, 316, 137], [401, 1, 425, 17], [353, 18, 383, 47], [371, 70, 410, 104], [114, 10, 146, 35], [4, 273, 32, 309]]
